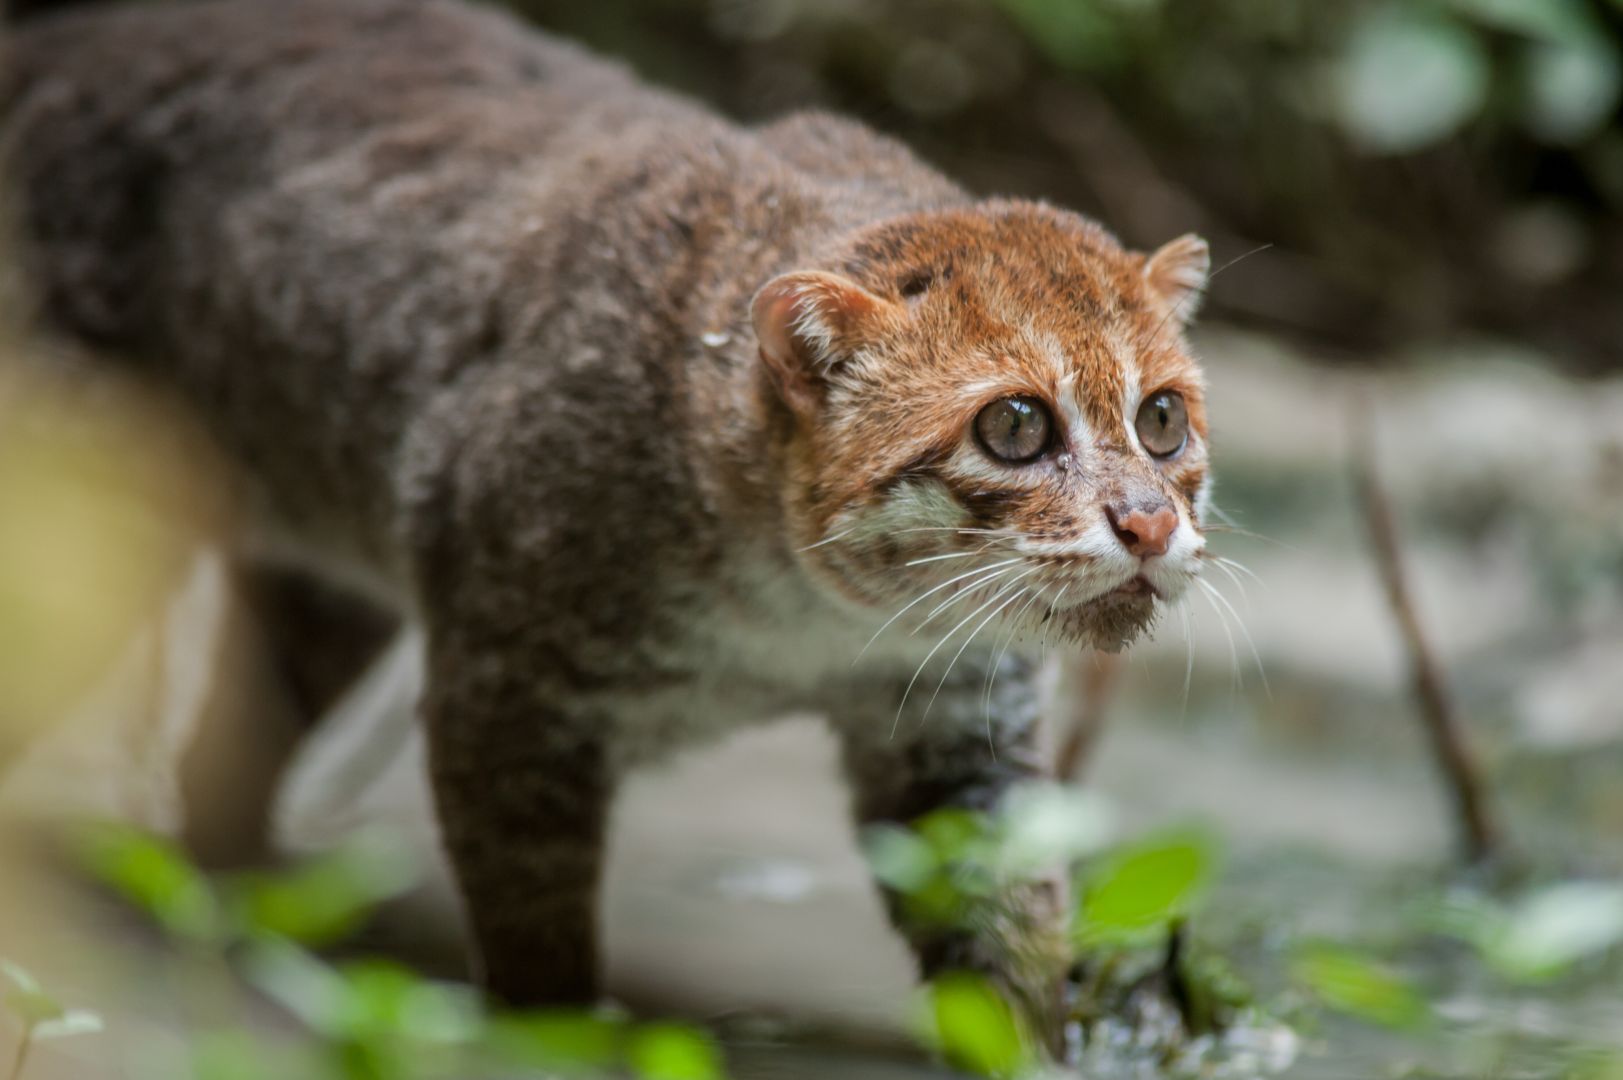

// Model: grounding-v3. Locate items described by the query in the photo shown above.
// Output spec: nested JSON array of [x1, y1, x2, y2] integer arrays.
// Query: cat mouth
[[1052, 576, 1161, 652], [1106, 574, 1160, 600]]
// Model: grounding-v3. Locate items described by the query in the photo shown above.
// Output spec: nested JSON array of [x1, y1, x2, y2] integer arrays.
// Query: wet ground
[[3, 327, 1622, 1078]]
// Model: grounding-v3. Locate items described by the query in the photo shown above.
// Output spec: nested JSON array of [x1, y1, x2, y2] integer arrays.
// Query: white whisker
[[916, 563, 1020, 629], [1213, 554, 1265, 588], [980, 591, 1045, 708], [1041, 583, 1071, 654], [891, 526, 1021, 541], [892, 571, 1036, 739], [979, 585, 1038, 746], [797, 528, 855, 552], [905, 550, 990, 567], [1197, 576, 1270, 698], [1178, 600, 1194, 719], [1205, 557, 1250, 606], [854, 557, 1021, 664], [984, 582, 1049, 719], [1194, 577, 1240, 693], [919, 571, 1037, 730]]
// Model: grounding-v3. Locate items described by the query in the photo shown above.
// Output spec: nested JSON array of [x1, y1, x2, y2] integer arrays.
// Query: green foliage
[[862, 780, 1115, 931], [1075, 830, 1218, 947], [1, 962, 63, 1030], [624, 1023, 724, 1080], [484, 1012, 623, 1074], [51, 813, 1623, 1080], [75, 822, 223, 943], [990, 0, 1139, 73], [189, 1032, 292, 1080], [1289, 943, 1430, 1030], [1569, 1049, 1623, 1080], [1336, 7, 1492, 154], [922, 973, 1031, 1079], [76, 823, 417, 951], [2, 959, 103, 1080], [225, 834, 417, 947], [1335, 0, 1621, 152], [1426, 881, 1623, 983], [60, 822, 731, 1080], [867, 793, 1226, 1074]]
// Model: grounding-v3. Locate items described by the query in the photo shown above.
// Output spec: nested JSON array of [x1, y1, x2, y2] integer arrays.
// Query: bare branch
[[1351, 400, 1502, 865]]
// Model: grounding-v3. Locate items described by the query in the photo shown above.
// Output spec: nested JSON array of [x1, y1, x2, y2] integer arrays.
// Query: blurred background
[[2, 0, 1622, 1078]]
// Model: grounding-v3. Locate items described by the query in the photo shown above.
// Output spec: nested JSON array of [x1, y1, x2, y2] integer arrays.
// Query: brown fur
[[1, 0, 1212, 1029]]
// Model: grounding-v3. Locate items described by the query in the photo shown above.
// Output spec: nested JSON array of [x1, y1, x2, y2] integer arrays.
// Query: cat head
[[753, 200, 1211, 653]]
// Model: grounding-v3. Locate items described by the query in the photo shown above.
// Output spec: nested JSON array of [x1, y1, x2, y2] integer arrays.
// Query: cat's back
[[1, 0, 712, 348], [2, 0, 742, 561], [5, 0, 644, 152]]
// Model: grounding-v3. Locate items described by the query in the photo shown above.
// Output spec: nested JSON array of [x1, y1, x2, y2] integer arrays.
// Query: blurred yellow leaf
[[0, 372, 218, 734]]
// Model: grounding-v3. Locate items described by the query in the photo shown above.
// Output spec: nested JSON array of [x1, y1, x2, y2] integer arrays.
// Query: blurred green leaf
[[485, 1011, 624, 1074], [75, 822, 222, 943], [992, 0, 1123, 73], [1077, 830, 1217, 945], [914, 808, 989, 864], [991, 781, 1114, 877], [1290, 944, 1429, 1030], [1482, 882, 1623, 983], [2, 959, 100, 1047], [1336, 7, 1490, 153], [626, 1022, 724, 1080], [1569, 1049, 1623, 1080], [924, 973, 1030, 1079], [862, 824, 940, 895], [191, 1032, 279, 1080], [333, 960, 482, 1046], [900, 872, 970, 928], [227, 834, 417, 947], [1523, 39, 1622, 143], [1, 959, 64, 1028], [5, 986, 64, 1027], [1412, 888, 1504, 942], [240, 938, 349, 1033], [0, 960, 42, 996], [33, 1009, 103, 1041], [1448, 0, 1600, 43]]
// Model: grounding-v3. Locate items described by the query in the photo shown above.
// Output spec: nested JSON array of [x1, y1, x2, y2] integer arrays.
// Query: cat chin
[[1059, 592, 1160, 653]]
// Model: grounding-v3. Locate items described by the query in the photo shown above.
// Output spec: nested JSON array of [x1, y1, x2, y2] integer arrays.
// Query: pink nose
[[1107, 503, 1177, 559]]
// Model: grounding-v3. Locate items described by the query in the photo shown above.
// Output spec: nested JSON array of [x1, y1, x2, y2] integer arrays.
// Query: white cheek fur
[[1117, 344, 1145, 453], [841, 478, 964, 546]]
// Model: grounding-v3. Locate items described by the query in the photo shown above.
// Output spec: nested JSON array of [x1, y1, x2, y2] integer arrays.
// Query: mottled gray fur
[[2, 0, 1054, 1008]]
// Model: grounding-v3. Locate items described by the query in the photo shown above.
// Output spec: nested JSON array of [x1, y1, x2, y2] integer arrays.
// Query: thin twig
[[7, 1027, 33, 1080], [1351, 401, 1501, 865]]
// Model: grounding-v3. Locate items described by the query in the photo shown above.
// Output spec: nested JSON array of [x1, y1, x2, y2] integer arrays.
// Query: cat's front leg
[[835, 660, 1072, 1051], [421, 631, 612, 1007]]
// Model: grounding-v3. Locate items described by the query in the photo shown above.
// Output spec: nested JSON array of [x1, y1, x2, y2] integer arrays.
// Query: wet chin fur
[[1065, 592, 1159, 653]]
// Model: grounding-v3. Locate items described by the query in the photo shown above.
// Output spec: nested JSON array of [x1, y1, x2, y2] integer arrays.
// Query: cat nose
[[1107, 502, 1178, 559]]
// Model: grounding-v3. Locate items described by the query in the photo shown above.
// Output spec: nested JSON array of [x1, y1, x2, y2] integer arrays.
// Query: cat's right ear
[[752, 271, 894, 419]]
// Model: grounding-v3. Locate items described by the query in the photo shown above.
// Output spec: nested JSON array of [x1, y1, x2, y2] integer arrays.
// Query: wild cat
[[2, 0, 1213, 1028]]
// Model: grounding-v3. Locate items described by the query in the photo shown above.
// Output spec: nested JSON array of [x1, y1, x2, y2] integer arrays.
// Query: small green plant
[[67, 821, 726, 1080], [1425, 880, 1623, 984], [866, 782, 1238, 1077], [2, 959, 102, 1080], [1288, 942, 1430, 1031], [922, 973, 1031, 1080]]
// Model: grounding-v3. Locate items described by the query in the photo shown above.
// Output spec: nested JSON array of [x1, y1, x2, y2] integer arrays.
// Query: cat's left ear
[[1143, 233, 1210, 324], [752, 270, 896, 419]]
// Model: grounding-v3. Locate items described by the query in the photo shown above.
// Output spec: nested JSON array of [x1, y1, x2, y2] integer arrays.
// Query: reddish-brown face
[[754, 200, 1212, 652]]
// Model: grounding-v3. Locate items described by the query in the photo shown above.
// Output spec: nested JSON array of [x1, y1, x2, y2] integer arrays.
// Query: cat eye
[[975, 396, 1052, 463], [1135, 390, 1188, 457]]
